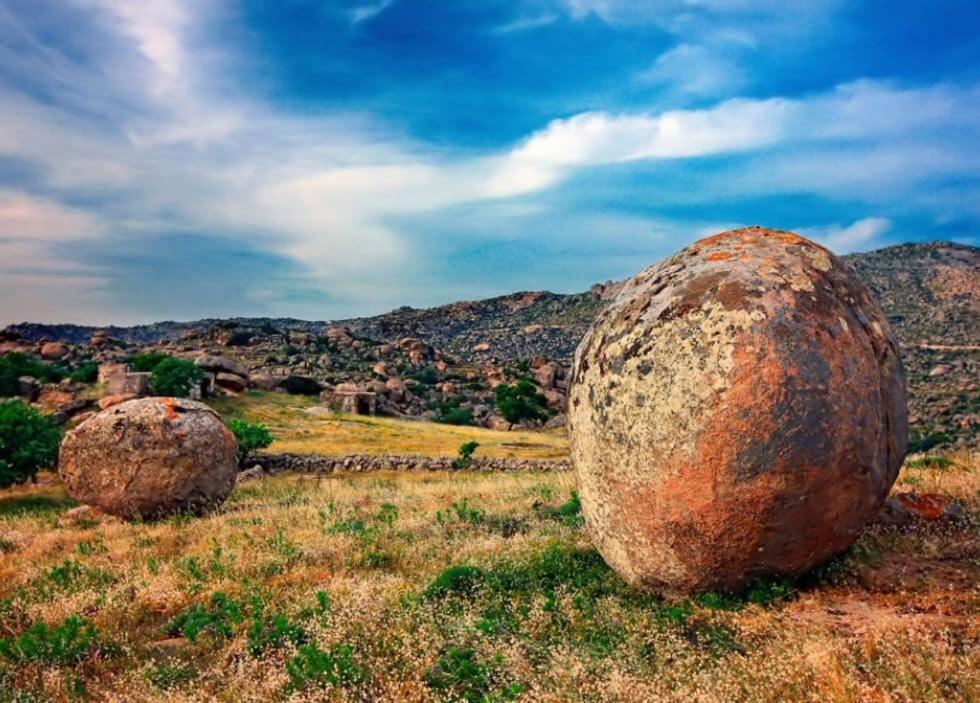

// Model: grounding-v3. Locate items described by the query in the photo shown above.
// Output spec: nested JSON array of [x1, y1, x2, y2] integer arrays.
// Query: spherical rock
[[59, 397, 238, 519], [40, 341, 69, 360], [568, 227, 907, 595]]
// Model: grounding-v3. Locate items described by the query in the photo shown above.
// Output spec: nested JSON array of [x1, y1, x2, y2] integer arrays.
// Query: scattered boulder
[[568, 227, 908, 595], [40, 342, 68, 360], [58, 397, 238, 519], [194, 354, 248, 379], [928, 365, 951, 377], [249, 373, 281, 391], [215, 372, 247, 393]]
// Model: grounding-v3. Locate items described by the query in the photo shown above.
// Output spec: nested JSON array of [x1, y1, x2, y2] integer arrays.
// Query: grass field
[[206, 391, 568, 459], [0, 452, 977, 702]]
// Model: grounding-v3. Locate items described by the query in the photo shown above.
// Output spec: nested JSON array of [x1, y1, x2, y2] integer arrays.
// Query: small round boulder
[[568, 227, 907, 595], [59, 397, 238, 519]]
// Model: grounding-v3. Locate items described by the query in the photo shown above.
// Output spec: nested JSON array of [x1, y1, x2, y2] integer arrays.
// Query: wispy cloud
[[800, 217, 892, 253], [0, 0, 977, 324]]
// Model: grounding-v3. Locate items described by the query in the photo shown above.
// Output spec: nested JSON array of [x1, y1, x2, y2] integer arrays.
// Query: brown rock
[[59, 397, 238, 519], [249, 373, 281, 391], [568, 227, 908, 595], [215, 372, 247, 393], [40, 342, 69, 360], [194, 354, 247, 378]]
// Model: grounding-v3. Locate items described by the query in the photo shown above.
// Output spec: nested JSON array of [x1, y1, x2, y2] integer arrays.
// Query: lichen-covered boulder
[[568, 227, 907, 595], [59, 397, 238, 519]]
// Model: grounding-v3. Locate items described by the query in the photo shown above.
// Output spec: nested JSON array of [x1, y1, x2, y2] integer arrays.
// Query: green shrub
[[145, 662, 194, 690], [0, 399, 60, 489], [226, 419, 273, 466], [436, 406, 475, 426], [436, 498, 484, 526], [125, 352, 170, 373], [68, 362, 98, 383], [425, 565, 485, 598], [493, 380, 549, 427], [164, 592, 244, 643], [0, 616, 98, 664], [425, 647, 522, 703], [905, 455, 953, 470], [0, 352, 64, 396], [245, 595, 307, 656], [451, 441, 479, 470], [286, 642, 362, 691], [149, 358, 203, 397]]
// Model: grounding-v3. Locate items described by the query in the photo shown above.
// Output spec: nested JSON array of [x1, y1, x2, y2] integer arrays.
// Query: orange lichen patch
[[159, 397, 180, 422], [99, 393, 136, 410], [706, 251, 733, 261], [893, 492, 958, 520]]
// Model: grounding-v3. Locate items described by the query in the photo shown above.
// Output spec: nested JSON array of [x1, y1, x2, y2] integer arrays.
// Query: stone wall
[[247, 452, 570, 475]]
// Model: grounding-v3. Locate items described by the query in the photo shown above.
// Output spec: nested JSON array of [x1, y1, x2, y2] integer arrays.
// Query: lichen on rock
[[567, 227, 908, 595], [58, 397, 238, 519]]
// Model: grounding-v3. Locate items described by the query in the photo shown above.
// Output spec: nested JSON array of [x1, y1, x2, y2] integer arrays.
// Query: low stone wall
[[248, 452, 570, 475]]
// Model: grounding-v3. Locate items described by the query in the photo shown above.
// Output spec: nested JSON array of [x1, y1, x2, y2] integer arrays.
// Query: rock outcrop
[[59, 397, 238, 519], [568, 227, 908, 595]]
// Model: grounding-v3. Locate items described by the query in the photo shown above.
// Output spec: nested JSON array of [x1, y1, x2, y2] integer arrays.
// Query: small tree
[[149, 358, 203, 397], [451, 441, 479, 471], [493, 380, 549, 428], [125, 352, 171, 373], [0, 400, 60, 489], [227, 419, 273, 467]]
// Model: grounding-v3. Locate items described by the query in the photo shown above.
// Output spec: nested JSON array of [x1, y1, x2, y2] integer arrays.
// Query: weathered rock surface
[[59, 397, 238, 519], [568, 227, 908, 595]]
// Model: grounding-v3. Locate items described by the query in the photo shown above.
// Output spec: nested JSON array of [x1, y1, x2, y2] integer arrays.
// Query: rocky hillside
[[4, 241, 977, 450]]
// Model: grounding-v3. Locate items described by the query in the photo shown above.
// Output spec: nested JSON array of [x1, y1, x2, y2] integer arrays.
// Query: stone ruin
[[97, 362, 150, 396], [325, 383, 378, 416]]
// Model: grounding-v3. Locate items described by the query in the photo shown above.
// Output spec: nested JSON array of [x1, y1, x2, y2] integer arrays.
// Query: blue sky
[[0, 0, 978, 325]]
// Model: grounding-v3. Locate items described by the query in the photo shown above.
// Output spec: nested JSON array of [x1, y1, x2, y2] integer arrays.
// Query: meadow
[[0, 444, 977, 702], [207, 391, 568, 459]]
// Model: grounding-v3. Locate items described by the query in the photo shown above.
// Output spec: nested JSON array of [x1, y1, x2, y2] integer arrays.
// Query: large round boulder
[[59, 397, 238, 519], [568, 227, 907, 595]]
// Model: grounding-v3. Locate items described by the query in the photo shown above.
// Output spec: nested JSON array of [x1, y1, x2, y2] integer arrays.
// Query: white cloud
[[637, 43, 746, 97], [0, 0, 977, 323], [800, 217, 892, 253], [0, 192, 101, 240], [350, 0, 395, 25]]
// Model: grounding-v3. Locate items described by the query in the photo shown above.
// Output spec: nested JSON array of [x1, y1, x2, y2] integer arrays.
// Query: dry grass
[[0, 454, 977, 702], [206, 391, 568, 459]]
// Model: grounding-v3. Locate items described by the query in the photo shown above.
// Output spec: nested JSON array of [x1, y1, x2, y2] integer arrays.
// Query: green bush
[[425, 565, 486, 598], [164, 592, 244, 643], [451, 441, 479, 470], [0, 399, 60, 489], [149, 358, 203, 397], [125, 352, 170, 373], [227, 419, 273, 466], [0, 352, 64, 396], [0, 616, 98, 664], [69, 361, 99, 383], [424, 647, 522, 703], [493, 380, 549, 427], [286, 642, 362, 691]]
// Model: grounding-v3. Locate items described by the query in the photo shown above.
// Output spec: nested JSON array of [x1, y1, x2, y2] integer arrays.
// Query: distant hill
[[5, 240, 977, 451], [6, 241, 977, 359]]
